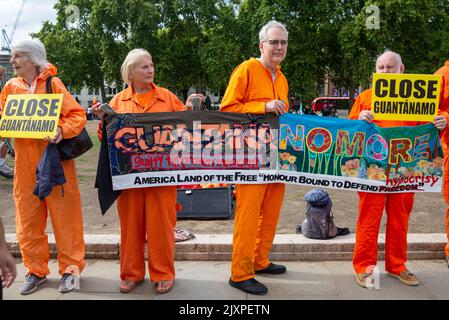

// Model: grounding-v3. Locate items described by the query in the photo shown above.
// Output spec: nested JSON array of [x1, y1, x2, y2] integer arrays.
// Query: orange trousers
[[443, 149, 449, 257], [445, 205, 449, 257], [15, 159, 85, 277], [117, 186, 177, 283], [231, 183, 285, 282], [353, 192, 414, 275]]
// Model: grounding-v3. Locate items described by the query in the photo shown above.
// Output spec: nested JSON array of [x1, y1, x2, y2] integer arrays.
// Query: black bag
[[176, 187, 234, 220], [46, 76, 93, 161]]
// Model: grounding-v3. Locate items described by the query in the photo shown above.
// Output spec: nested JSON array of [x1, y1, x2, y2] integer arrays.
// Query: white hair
[[12, 39, 49, 72], [121, 48, 152, 85], [259, 20, 288, 42], [376, 49, 403, 67]]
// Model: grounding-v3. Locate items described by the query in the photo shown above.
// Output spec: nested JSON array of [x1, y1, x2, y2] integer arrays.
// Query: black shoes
[[255, 263, 287, 274], [229, 278, 268, 295]]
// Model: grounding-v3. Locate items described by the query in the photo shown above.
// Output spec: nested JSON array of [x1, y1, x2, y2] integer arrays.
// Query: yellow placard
[[0, 94, 63, 139], [371, 73, 441, 122]]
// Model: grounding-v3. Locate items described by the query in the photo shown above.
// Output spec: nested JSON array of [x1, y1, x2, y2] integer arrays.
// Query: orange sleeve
[[0, 81, 12, 116], [220, 64, 266, 114], [434, 69, 449, 139], [348, 95, 363, 120], [168, 91, 187, 112], [51, 77, 87, 139]]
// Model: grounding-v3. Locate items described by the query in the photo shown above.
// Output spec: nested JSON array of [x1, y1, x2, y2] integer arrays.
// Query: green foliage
[[33, 0, 449, 103]]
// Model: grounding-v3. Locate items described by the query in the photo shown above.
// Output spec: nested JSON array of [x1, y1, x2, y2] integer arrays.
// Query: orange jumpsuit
[[434, 60, 449, 258], [349, 88, 425, 275], [220, 58, 289, 282], [107, 84, 185, 283], [0, 64, 86, 277]]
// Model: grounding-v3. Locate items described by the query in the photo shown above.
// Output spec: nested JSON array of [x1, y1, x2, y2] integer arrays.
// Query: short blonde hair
[[121, 49, 152, 85], [12, 39, 49, 72]]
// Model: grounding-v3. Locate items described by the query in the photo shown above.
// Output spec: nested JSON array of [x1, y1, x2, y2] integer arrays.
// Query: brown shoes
[[388, 269, 420, 286]]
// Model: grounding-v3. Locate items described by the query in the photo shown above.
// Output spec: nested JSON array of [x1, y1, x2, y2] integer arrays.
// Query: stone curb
[[6, 233, 447, 261]]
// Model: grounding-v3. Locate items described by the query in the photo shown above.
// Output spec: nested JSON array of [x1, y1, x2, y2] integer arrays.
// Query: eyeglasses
[[263, 39, 288, 47]]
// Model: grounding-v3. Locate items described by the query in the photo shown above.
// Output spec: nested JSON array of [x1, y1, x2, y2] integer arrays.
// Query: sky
[[0, 0, 57, 46]]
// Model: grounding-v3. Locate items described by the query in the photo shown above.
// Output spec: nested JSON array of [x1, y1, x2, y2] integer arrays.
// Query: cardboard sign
[[0, 94, 63, 138], [371, 73, 441, 122]]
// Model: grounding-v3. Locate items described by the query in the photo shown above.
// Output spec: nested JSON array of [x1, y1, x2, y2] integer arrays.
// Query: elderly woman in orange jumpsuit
[[0, 39, 86, 295], [220, 20, 289, 295], [350, 50, 447, 288], [92, 49, 201, 294]]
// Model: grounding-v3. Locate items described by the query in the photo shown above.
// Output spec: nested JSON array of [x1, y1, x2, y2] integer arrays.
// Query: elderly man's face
[[259, 27, 288, 66], [376, 53, 404, 74]]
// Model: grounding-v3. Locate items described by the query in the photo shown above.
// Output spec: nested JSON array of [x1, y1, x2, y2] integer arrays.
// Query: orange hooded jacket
[[0, 64, 86, 277]]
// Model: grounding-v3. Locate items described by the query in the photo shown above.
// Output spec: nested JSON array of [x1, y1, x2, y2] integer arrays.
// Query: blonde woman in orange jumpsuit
[[0, 39, 86, 295], [92, 49, 201, 294], [220, 20, 289, 295], [349, 50, 447, 288]]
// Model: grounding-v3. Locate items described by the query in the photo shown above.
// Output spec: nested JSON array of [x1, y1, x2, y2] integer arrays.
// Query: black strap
[[45, 76, 53, 94]]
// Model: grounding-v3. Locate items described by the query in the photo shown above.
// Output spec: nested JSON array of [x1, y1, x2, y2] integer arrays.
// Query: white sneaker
[[0, 163, 13, 178]]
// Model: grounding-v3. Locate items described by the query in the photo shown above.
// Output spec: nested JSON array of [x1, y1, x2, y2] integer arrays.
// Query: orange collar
[[120, 83, 166, 103]]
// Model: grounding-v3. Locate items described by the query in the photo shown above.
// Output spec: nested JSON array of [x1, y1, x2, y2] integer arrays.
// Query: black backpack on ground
[[296, 189, 350, 239]]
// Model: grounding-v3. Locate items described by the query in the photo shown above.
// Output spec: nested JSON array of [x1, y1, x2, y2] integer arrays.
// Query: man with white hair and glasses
[[220, 20, 289, 295]]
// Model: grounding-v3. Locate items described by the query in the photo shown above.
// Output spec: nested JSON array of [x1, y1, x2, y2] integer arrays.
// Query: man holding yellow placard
[[349, 50, 447, 288], [0, 39, 86, 295]]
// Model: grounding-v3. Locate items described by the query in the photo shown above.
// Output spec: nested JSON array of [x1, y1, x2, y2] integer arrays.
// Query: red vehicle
[[310, 97, 355, 117]]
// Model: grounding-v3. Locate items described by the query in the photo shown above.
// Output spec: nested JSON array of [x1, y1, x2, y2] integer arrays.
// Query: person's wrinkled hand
[[90, 102, 105, 119], [44, 126, 62, 144], [433, 115, 447, 131], [0, 246, 17, 288], [358, 110, 374, 123], [265, 100, 286, 115]]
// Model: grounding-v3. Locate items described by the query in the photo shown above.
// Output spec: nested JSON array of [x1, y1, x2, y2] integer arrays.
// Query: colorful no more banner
[[372, 73, 441, 122], [102, 107, 443, 193], [0, 94, 63, 139]]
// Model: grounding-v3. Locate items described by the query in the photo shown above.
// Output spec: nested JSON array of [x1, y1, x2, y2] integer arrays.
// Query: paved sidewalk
[[4, 259, 449, 300], [5, 233, 448, 261]]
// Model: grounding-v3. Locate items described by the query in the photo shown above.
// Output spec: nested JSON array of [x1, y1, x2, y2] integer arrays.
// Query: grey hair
[[121, 48, 152, 85], [12, 39, 49, 72], [376, 49, 403, 67], [259, 20, 288, 42]]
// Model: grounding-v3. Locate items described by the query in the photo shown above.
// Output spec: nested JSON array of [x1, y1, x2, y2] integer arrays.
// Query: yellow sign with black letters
[[0, 94, 63, 139], [371, 73, 441, 122]]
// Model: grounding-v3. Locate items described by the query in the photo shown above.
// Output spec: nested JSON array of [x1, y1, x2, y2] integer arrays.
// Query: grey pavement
[[4, 232, 449, 300], [4, 258, 449, 300]]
